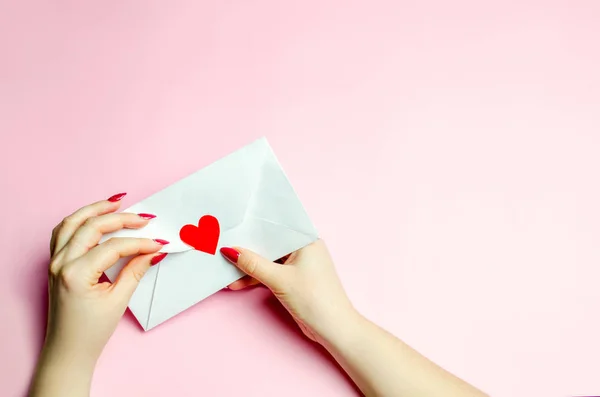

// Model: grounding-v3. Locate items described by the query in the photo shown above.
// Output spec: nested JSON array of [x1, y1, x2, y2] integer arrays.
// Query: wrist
[[309, 306, 366, 347], [39, 338, 98, 375], [30, 343, 96, 397]]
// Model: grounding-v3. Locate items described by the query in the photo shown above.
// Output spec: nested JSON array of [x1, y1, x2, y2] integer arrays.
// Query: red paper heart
[[179, 215, 220, 254]]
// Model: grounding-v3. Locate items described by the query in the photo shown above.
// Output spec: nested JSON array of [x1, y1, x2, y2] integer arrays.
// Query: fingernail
[[108, 192, 127, 202], [151, 253, 168, 265], [220, 247, 240, 264], [154, 239, 170, 245], [138, 213, 157, 220]]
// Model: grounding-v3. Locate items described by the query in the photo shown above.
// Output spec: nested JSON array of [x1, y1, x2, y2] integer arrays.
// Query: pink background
[[1, 1, 599, 396]]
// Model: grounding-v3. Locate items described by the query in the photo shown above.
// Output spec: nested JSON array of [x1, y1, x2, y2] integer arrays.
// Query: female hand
[[220, 240, 357, 343], [221, 242, 488, 397], [30, 193, 169, 397]]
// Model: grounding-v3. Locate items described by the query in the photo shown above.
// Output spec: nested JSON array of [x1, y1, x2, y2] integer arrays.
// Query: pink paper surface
[[1, 1, 599, 396]]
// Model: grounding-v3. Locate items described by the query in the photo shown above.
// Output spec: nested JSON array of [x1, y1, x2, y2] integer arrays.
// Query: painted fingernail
[[138, 213, 157, 220], [220, 247, 240, 264], [151, 253, 168, 265], [154, 239, 170, 245], [108, 192, 127, 202]]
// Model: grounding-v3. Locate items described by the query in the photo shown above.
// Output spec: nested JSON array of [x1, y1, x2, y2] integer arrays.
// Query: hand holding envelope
[[102, 138, 318, 330]]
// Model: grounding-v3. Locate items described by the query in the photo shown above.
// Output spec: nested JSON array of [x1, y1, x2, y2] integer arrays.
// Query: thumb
[[220, 247, 280, 286], [112, 252, 167, 298]]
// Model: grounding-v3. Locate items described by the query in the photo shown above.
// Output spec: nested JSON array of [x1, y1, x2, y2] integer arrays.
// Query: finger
[[65, 212, 156, 260], [51, 222, 67, 257], [219, 247, 281, 286], [53, 193, 127, 254], [50, 225, 58, 256], [227, 276, 261, 290], [82, 237, 165, 279], [111, 252, 168, 299]]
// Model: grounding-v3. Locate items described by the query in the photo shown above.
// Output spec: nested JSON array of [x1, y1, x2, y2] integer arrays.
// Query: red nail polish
[[154, 239, 170, 245], [151, 253, 168, 265], [220, 247, 240, 264], [108, 192, 127, 202], [138, 213, 157, 220]]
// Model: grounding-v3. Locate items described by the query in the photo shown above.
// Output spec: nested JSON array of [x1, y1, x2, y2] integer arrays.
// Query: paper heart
[[179, 215, 220, 254]]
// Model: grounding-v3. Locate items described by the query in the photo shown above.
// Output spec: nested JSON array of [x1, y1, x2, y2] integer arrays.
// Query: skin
[[30, 199, 488, 397], [227, 244, 488, 397]]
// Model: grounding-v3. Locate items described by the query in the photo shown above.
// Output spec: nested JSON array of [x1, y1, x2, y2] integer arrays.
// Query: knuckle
[[103, 245, 121, 262], [59, 265, 78, 286], [83, 216, 98, 228], [244, 256, 260, 276], [131, 268, 145, 283], [106, 237, 134, 251], [62, 215, 77, 226], [52, 222, 62, 235], [48, 259, 61, 276], [108, 246, 121, 258], [97, 239, 122, 260], [104, 237, 119, 246]]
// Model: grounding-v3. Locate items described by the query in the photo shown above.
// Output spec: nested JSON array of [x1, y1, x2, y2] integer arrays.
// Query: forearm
[[30, 343, 96, 397], [318, 312, 487, 397]]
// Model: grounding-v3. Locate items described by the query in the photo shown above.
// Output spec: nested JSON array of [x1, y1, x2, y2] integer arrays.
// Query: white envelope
[[103, 137, 318, 330]]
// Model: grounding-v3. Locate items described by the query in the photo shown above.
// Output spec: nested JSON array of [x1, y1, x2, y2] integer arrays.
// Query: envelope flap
[[101, 139, 269, 253], [246, 146, 317, 238]]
